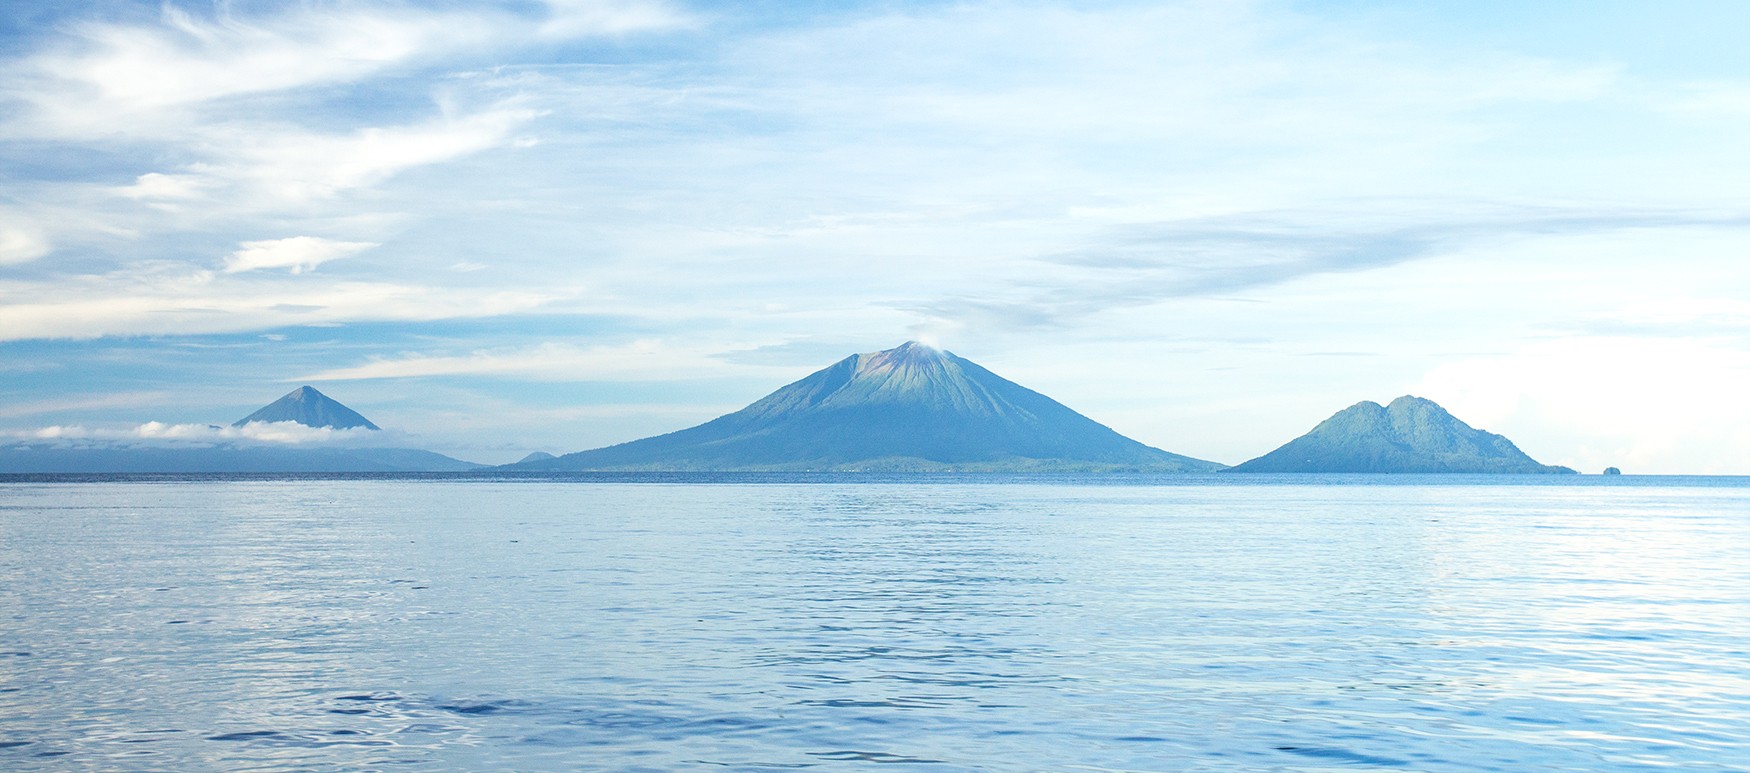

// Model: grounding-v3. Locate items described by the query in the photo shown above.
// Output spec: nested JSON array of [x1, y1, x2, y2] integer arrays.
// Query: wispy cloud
[[224, 236, 377, 274], [4, 0, 691, 138], [26, 7, 474, 119], [0, 390, 179, 419], [300, 339, 767, 382], [87, 100, 546, 224], [117, 172, 210, 203], [901, 206, 1750, 333], [0, 263, 564, 341], [179, 104, 543, 206], [0, 213, 50, 265], [540, 0, 697, 39]]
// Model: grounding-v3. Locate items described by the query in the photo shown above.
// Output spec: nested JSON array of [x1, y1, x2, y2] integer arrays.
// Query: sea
[[1, 473, 1747, 772]]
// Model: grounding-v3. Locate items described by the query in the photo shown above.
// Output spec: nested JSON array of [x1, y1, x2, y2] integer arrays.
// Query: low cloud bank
[[12, 421, 406, 448]]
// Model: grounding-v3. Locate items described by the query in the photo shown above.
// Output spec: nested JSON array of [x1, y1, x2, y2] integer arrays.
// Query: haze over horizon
[[2, 1, 1746, 473]]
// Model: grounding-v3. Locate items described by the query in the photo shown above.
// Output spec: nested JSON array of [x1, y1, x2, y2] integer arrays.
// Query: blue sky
[[2, 0, 1746, 471]]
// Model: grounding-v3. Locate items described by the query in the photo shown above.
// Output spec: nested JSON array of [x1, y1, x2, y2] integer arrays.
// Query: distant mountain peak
[[512, 341, 1221, 472], [233, 385, 380, 430], [883, 339, 939, 357], [851, 340, 947, 374], [1230, 394, 1572, 474]]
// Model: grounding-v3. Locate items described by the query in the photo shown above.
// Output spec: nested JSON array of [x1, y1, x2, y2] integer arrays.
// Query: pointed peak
[[234, 386, 380, 430], [855, 340, 955, 376], [876, 340, 949, 361], [892, 339, 939, 352]]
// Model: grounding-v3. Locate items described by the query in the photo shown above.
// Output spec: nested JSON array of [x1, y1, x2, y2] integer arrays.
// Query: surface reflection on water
[[1, 479, 1747, 770]]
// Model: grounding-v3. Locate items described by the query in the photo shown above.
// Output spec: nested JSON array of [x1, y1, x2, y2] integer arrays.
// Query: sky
[[1, 0, 1746, 472]]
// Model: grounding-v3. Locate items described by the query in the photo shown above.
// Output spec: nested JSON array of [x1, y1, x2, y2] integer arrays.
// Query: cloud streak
[[224, 236, 376, 274], [5, 0, 691, 138], [902, 206, 1750, 333], [15, 420, 399, 447], [0, 264, 564, 342], [300, 339, 767, 382], [193, 105, 544, 205]]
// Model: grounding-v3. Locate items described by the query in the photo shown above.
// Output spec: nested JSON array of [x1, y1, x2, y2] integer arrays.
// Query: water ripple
[[0, 478, 1746, 770]]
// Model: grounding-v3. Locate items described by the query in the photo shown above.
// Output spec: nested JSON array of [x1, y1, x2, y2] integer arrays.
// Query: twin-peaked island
[[1, 342, 1575, 474]]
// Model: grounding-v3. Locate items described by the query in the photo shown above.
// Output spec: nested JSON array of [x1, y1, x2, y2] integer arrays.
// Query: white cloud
[[13, 421, 397, 447], [95, 104, 544, 216], [540, 0, 698, 39], [41, 8, 477, 113], [0, 263, 564, 341], [5, 0, 690, 138], [0, 216, 50, 265], [219, 106, 542, 203], [224, 236, 377, 274], [118, 172, 209, 201], [153, 420, 390, 446]]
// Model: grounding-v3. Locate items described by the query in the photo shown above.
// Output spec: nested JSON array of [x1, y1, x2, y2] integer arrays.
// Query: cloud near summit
[[18, 420, 400, 448]]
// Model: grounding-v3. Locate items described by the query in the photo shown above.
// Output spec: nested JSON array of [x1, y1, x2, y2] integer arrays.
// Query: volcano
[[513, 341, 1220, 472], [233, 385, 380, 430], [1228, 395, 1574, 474]]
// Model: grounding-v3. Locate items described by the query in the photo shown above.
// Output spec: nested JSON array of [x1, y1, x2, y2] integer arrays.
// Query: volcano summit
[[513, 341, 1220, 472], [233, 385, 380, 430]]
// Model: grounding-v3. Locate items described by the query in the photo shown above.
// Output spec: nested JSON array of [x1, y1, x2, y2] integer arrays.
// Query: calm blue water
[[2, 475, 1747, 771]]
